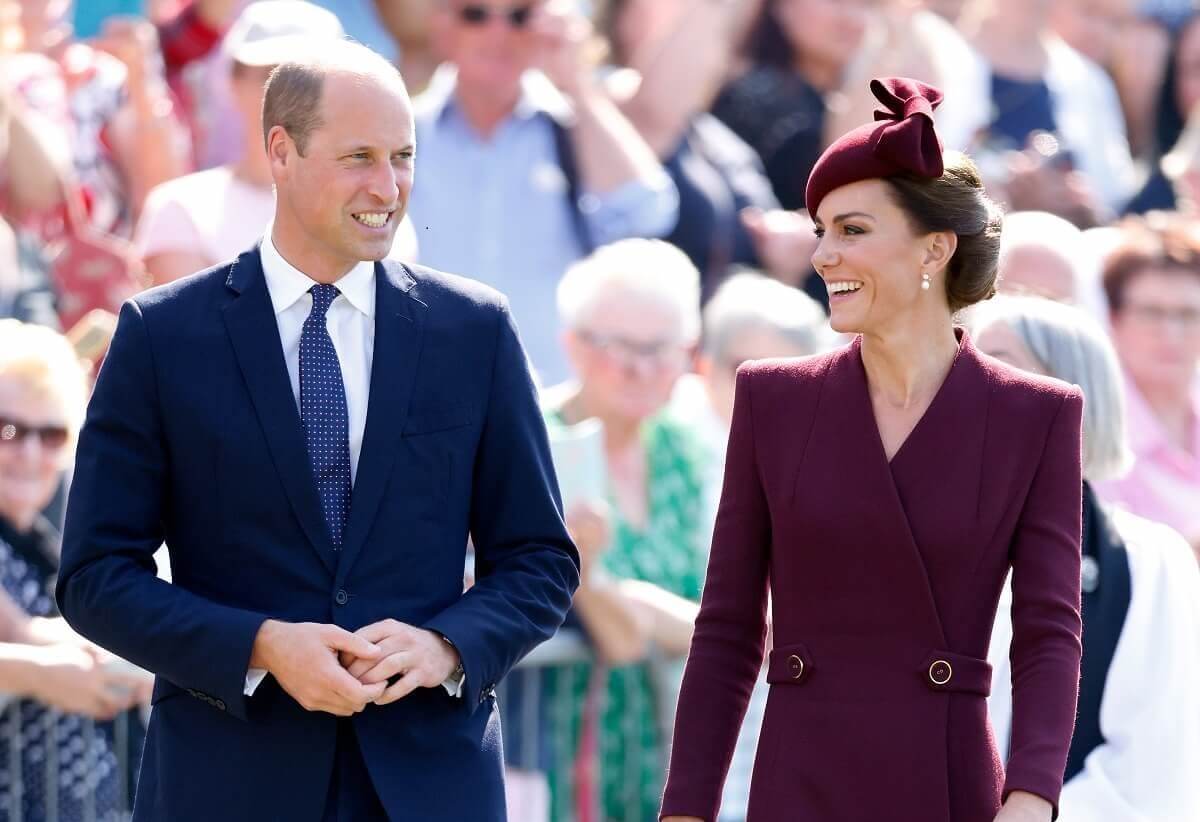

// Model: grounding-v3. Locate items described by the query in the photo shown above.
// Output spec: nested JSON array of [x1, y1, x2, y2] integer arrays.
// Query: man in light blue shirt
[[409, 1, 678, 385]]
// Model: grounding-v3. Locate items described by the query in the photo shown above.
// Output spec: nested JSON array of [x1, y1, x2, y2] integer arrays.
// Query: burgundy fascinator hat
[[805, 77, 946, 218]]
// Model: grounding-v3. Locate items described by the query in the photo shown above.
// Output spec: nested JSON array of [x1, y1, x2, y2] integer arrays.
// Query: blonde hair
[[557, 239, 702, 342], [0, 320, 88, 441]]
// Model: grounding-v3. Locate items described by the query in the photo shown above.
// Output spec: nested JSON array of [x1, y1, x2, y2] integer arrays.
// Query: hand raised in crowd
[[532, 0, 600, 99], [26, 643, 149, 720], [339, 619, 460, 705], [740, 207, 819, 288], [249, 620, 385, 716], [91, 16, 165, 93]]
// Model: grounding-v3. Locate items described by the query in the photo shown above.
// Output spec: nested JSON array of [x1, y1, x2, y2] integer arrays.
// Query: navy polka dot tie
[[300, 284, 351, 549]]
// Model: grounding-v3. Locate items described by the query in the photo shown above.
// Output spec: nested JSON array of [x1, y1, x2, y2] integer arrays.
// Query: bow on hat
[[804, 76, 948, 217], [870, 77, 945, 179]]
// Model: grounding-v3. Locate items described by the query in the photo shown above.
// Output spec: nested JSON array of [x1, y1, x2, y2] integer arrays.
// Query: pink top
[[1097, 373, 1200, 546]]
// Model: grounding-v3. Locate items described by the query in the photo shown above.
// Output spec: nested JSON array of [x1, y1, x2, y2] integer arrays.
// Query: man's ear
[[266, 125, 292, 173]]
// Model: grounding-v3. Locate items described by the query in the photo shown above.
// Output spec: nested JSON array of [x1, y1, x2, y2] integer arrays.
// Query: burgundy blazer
[[660, 332, 1083, 822]]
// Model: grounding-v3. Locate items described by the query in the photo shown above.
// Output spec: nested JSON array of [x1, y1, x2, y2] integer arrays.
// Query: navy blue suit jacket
[[56, 247, 580, 821]]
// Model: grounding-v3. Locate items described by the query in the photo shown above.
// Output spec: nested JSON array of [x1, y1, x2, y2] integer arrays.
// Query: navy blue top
[[989, 74, 1059, 151]]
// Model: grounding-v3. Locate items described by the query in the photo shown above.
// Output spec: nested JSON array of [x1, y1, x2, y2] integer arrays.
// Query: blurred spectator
[[409, 0, 677, 385], [960, 0, 1137, 224], [0, 217, 58, 326], [977, 296, 1200, 820], [672, 270, 828, 507], [0, 318, 151, 820], [827, 1, 989, 154], [1127, 14, 1200, 213], [0, 50, 71, 218], [711, 0, 876, 212], [600, 0, 817, 295], [10, 0, 190, 237], [540, 239, 707, 822], [995, 210, 1085, 303], [307, 0, 400, 61], [1096, 214, 1200, 556], [371, 0, 439, 93], [134, 0, 417, 284], [667, 269, 828, 822], [1050, 0, 1166, 159]]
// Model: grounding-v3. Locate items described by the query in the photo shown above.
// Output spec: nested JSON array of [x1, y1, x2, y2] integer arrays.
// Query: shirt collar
[[1122, 369, 1200, 457], [260, 226, 376, 319]]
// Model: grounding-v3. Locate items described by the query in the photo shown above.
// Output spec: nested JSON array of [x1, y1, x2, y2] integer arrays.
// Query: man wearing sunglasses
[[409, 0, 678, 386]]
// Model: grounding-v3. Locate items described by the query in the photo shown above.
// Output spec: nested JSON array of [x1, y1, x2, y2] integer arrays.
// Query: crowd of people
[[0, 0, 1198, 820]]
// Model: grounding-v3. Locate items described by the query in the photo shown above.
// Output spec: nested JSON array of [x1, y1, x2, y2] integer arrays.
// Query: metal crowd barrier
[[0, 704, 139, 822]]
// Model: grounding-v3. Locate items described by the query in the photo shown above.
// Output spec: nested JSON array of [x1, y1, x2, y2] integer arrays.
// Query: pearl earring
[[921, 273, 932, 291]]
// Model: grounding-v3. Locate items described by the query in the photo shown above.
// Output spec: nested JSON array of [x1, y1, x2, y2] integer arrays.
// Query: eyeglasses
[[1120, 303, 1200, 334], [0, 417, 70, 450], [456, 3, 535, 28], [576, 330, 689, 371]]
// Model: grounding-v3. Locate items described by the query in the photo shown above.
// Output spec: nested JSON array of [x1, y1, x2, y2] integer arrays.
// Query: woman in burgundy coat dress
[[661, 78, 1084, 822]]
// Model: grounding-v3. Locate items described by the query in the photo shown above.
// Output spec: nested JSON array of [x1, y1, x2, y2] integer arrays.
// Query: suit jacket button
[[788, 654, 805, 680], [334, 589, 349, 606], [215, 700, 227, 711]]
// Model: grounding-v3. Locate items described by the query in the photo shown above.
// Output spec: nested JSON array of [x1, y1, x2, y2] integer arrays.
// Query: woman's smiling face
[[811, 179, 948, 334]]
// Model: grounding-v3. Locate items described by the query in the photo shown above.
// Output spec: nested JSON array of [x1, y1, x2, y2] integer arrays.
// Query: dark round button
[[334, 589, 349, 606], [215, 700, 227, 712], [788, 654, 805, 680], [929, 660, 953, 686]]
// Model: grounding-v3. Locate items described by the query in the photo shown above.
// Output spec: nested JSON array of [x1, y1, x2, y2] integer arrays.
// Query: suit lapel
[[221, 247, 337, 574], [335, 261, 426, 581]]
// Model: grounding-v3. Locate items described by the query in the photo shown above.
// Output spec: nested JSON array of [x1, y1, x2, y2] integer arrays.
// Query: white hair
[[971, 296, 1133, 482], [701, 270, 830, 360], [998, 211, 1084, 293], [556, 239, 702, 342]]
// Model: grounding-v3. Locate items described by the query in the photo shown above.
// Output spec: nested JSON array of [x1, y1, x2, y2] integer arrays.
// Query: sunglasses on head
[[0, 418, 69, 450], [457, 3, 535, 29]]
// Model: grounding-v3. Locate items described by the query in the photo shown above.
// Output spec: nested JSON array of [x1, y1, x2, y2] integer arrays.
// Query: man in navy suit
[[55, 39, 579, 821]]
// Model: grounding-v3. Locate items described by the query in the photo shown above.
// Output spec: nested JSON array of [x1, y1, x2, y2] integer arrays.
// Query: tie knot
[[309, 284, 340, 318]]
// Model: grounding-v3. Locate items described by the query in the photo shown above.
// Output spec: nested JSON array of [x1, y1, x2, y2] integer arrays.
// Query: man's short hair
[[262, 40, 408, 156]]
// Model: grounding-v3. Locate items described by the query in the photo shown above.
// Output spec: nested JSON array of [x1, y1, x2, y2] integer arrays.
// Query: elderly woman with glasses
[[534, 238, 708, 822], [0, 319, 150, 821], [1094, 214, 1200, 557], [974, 296, 1200, 820]]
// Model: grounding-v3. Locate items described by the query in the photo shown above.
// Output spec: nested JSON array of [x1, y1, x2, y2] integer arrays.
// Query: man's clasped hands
[[248, 618, 461, 716]]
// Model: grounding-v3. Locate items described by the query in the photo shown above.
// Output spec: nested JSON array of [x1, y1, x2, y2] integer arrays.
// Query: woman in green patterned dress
[[539, 239, 711, 822]]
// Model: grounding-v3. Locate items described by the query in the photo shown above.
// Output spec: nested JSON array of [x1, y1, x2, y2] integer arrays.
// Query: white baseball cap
[[223, 0, 345, 67]]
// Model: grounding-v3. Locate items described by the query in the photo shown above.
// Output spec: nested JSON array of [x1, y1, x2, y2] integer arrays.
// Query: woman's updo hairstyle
[[885, 152, 1004, 312]]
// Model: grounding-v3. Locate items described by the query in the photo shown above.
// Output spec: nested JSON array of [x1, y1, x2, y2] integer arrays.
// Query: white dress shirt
[[245, 230, 462, 698], [988, 509, 1200, 821]]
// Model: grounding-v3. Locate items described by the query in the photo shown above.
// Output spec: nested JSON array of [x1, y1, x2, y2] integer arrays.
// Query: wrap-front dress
[[661, 331, 1084, 821]]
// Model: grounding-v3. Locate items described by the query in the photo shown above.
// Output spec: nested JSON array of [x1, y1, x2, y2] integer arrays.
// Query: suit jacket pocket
[[403, 402, 474, 437]]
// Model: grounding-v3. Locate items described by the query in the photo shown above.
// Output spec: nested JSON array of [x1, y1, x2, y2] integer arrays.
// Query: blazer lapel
[[222, 247, 337, 575], [335, 261, 426, 581]]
